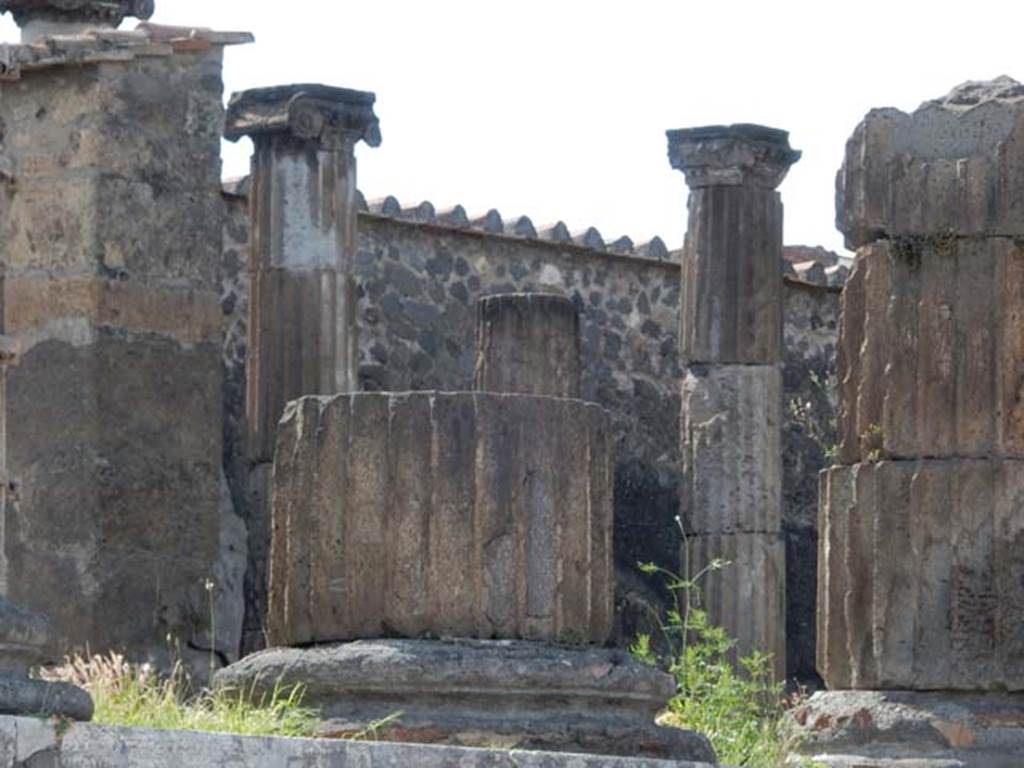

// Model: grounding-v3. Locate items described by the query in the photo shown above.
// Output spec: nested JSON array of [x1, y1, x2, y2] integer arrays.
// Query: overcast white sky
[[2, 1, 1021, 255]]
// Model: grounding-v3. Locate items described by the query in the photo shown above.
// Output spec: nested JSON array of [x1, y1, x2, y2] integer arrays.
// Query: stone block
[[680, 364, 782, 533], [818, 461, 1024, 691], [838, 77, 1024, 247], [268, 392, 614, 646], [836, 239, 1024, 463], [474, 293, 581, 398], [685, 531, 786, 681], [789, 690, 1024, 768], [680, 184, 784, 364], [214, 639, 716, 763]]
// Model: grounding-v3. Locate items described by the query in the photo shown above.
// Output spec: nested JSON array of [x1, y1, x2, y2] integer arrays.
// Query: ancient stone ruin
[[3, 1, 1020, 767], [791, 77, 1024, 766]]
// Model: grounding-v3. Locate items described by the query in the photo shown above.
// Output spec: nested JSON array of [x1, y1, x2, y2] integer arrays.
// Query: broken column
[[792, 78, 1024, 766], [474, 293, 581, 398], [224, 85, 379, 652], [216, 295, 716, 763], [0, 3, 250, 668], [667, 124, 800, 681]]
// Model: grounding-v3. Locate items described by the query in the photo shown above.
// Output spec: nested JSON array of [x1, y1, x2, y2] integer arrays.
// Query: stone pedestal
[[0, 21, 249, 665], [474, 293, 581, 398], [668, 123, 799, 678], [214, 639, 716, 763], [0, 0, 153, 41], [805, 78, 1024, 767], [268, 391, 613, 647]]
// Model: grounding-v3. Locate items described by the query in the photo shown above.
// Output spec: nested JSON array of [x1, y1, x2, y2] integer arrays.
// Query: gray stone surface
[[0, 35, 242, 665], [788, 690, 1024, 768], [836, 238, 1024, 463], [474, 293, 581, 398], [680, 364, 782, 534], [0, 677, 93, 722], [268, 392, 613, 646], [685, 532, 786, 681], [0, 0, 153, 28], [838, 76, 1024, 248], [818, 461, 1024, 691], [214, 639, 716, 763], [0, 715, 718, 767]]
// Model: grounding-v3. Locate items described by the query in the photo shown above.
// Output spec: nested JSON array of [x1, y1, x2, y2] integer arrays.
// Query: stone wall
[[221, 187, 844, 678]]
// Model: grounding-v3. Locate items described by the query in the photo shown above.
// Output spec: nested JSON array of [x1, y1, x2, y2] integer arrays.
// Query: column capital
[[0, 0, 153, 27], [225, 84, 381, 152], [667, 123, 801, 189]]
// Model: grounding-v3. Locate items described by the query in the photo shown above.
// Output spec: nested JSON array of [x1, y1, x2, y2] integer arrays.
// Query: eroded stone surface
[[836, 238, 1024, 463], [838, 76, 1024, 247], [818, 461, 1024, 691], [268, 392, 614, 646], [474, 293, 581, 398], [214, 640, 716, 763]]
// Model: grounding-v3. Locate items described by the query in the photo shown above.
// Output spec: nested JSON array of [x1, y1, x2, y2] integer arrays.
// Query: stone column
[[474, 293, 581, 398], [792, 78, 1024, 766], [224, 84, 380, 651], [0, 5, 250, 668], [667, 124, 800, 680]]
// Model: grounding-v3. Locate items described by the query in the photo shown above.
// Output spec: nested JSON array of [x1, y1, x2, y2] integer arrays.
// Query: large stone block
[[474, 293, 581, 398], [838, 77, 1024, 248], [680, 364, 782, 533], [685, 531, 786, 681], [268, 391, 614, 646], [818, 461, 1024, 691], [680, 184, 784, 364], [836, 239, 1024, 463]]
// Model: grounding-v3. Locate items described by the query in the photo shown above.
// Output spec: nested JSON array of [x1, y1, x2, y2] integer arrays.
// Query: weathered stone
[[789, 690, 1024, 768], [268, 392, 614, 647], [0, 714, 719, 768], [0, 599, 93, 721], [680, 364, 782, 534], [214, 639, 716, 763], [0, 42, 239, 664], [836, 238, 1024, 463], [838, 77, 1024, 248], [818, 461, 1024, 691], [474, 293, 581, 398], [226, 83, 379, 463], [685, 532, 786, 681], [668, 124, 798, 365], [0, 0, 153, 42]]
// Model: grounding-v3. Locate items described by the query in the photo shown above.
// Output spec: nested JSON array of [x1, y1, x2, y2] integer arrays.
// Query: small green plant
[[44, 652, 319, 738], [632, 520, 801, 767]]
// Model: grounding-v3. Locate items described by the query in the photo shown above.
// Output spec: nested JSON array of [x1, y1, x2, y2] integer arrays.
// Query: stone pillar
[[0, 7, 250, 668], [225, 84, 380, 652], [667, 124, 800, 681], [474, 293, 581, 398], [792, 78, 1024, 766]]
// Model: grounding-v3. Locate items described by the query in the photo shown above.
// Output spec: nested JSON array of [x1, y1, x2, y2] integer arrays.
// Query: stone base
[[787, 690, 1024, 768], [213, 639, 716, 763], [0, 676, 93, 722], [0, 715, 717, 767]]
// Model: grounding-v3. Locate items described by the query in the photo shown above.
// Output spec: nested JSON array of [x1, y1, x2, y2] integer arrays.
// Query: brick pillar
[[224, 84, 380, 652], [474, 293, 581, 398], [0, 6, 250, 666], [667, 124, 800, 680]]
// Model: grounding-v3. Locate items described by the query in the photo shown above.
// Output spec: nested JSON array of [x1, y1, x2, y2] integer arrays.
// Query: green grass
[[633, 558, 801, 767], [44, 653, 319, 738]]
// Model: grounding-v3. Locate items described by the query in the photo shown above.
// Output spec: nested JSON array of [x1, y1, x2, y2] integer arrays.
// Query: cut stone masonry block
[[268, 391, 614, 647], [818, 460, 1024, 691], [680, 364, 782, 534], [837, 237, 1024, 463], [838, 76, 1024, 247]]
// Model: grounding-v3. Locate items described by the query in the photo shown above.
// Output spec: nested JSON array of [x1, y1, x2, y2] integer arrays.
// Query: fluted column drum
[[267, 391, 614, 647]]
